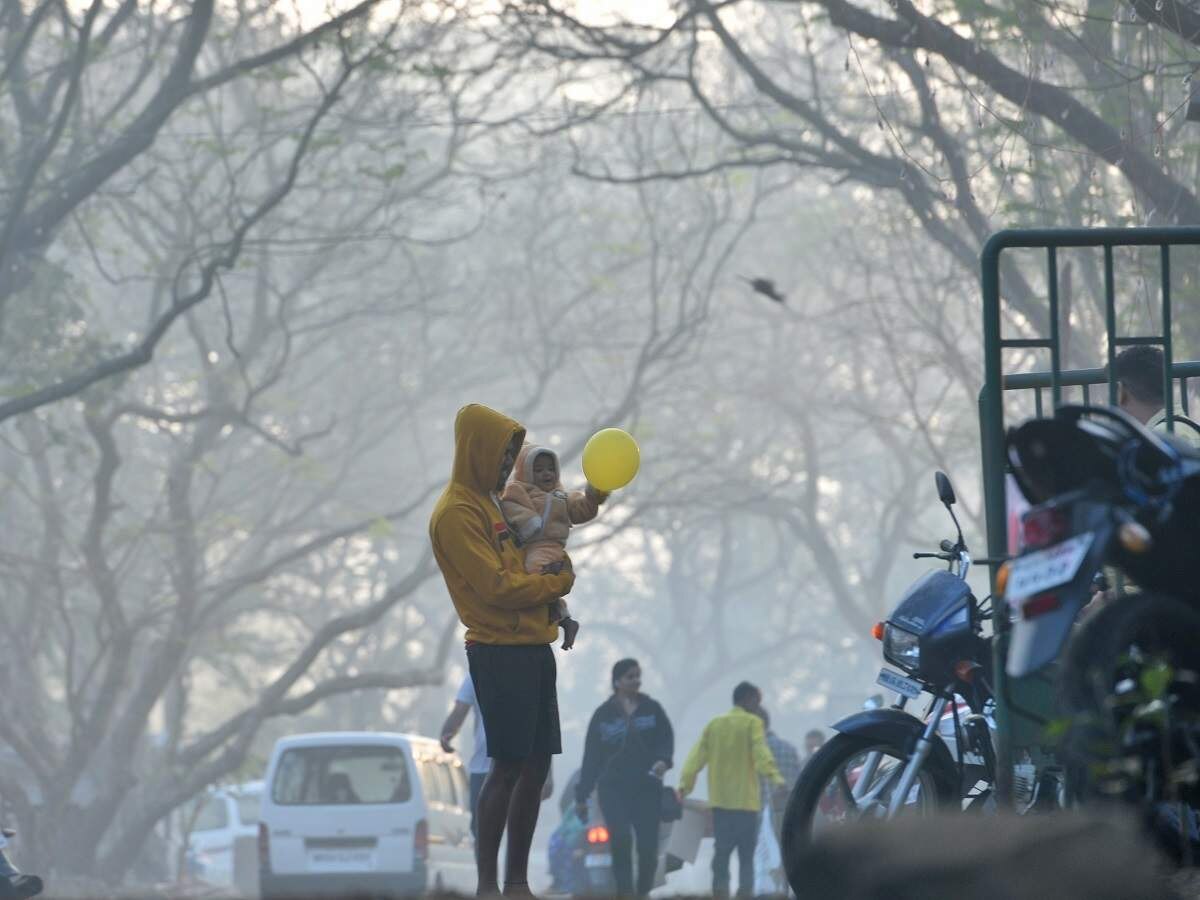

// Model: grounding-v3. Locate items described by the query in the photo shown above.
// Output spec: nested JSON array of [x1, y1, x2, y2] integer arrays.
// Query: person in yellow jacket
[[429, 403, 576, 896], [677, 682, 785, 899]]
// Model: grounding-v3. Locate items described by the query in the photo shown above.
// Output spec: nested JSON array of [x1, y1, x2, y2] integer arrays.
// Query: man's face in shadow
[[497, 434, 521, 492]]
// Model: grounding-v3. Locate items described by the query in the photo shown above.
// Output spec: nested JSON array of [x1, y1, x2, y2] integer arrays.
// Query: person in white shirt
[[440, 674, 492, 838], [440, 673, 556, 843]]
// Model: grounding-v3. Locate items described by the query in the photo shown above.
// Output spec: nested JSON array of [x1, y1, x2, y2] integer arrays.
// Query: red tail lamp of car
[[587, 826, 610, 845]]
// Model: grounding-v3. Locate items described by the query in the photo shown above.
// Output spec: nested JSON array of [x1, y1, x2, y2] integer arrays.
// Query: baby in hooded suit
[[500, 443, 608, 649]]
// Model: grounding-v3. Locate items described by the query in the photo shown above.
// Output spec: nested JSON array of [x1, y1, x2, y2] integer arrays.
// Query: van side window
[[272, 746, 412, 805]]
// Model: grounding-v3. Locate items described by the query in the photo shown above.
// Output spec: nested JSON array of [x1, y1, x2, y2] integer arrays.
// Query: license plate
[[585, 853, 612, 868], [877, 668, 922, 699], [1006, 533, 1094, 599], [308, 849, 374, 871]]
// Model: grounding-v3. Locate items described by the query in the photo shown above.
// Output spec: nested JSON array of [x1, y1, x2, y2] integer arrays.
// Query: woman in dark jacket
[[574, 658, 674, 898]]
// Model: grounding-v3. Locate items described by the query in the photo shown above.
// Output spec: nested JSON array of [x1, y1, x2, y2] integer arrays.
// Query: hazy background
[[2, 0, 1200, 887]]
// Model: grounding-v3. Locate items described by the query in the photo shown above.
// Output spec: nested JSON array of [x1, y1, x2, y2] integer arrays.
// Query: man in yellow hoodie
[[430, 404, 576, 896], [678, 681, 785, 899]]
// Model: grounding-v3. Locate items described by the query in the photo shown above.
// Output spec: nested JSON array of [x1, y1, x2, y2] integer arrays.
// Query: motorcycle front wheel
[[781, 732, 957, 894]]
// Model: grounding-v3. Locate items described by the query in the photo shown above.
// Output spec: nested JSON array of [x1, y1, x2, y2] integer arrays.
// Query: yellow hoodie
[[429, 404, 574, 644]]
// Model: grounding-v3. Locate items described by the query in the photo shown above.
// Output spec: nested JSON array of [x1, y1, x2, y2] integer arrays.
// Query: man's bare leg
[[475, 759, 522, 895], [502, 753, 552, 896]]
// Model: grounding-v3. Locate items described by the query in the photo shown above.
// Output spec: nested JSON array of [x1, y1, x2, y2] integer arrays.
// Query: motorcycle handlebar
[[913, 552, 1011, 566]]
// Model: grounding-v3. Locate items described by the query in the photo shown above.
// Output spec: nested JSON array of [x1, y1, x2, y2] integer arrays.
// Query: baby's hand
[[561, 616, 579, 651], [541, 561, 565, 576]]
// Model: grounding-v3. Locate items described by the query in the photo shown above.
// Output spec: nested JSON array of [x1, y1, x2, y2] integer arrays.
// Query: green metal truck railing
[[979, 226, 1200, 800]]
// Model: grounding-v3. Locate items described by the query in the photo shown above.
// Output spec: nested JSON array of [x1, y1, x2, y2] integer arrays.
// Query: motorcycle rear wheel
[[781, 732, 957, 895]]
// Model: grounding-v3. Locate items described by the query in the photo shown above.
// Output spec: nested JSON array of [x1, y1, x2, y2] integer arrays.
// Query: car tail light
[[1020, 506, 1068, 550], [1022, 593, 1061, 620], [414, 819, 429, 861], [257, 823, 270, 871], [586, 826, 610, 845]]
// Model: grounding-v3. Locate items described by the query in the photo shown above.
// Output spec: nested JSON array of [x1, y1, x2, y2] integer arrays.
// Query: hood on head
[[451, 404, 525, 493], [512, 443, 560, 488]]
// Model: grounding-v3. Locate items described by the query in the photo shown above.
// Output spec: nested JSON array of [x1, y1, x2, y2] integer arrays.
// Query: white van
[[258, 732, 475, 898], [182, 780, 262, 894]]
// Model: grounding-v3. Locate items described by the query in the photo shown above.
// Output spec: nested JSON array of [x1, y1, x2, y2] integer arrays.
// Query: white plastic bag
[[753, 804, 782, 895]]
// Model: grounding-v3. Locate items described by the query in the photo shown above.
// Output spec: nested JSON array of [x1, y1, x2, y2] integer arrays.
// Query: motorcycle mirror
[[935, 470, 966, 550], [935, 471, 956, 507]]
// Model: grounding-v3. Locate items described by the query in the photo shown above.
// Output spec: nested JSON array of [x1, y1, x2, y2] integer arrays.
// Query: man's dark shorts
[[467, 642, 561, 760]]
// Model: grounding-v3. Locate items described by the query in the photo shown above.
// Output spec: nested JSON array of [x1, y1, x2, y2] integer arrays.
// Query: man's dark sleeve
[[655, 700, 675, 770], [575, 710, 604, 804]]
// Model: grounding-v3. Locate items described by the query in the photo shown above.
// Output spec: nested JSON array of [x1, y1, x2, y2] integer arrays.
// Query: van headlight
[[883, 624, 920, 673]]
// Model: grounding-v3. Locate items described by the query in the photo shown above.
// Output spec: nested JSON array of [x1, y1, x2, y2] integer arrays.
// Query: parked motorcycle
[[781, 472, 1004, 890], [1005, 404, 1200, 856]]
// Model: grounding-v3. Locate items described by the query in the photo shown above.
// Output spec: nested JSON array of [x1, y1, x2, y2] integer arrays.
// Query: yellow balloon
[[582, 428, 640, 492]]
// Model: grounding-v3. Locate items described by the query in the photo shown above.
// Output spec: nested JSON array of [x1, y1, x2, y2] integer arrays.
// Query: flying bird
[[741, 275, 786, 304]]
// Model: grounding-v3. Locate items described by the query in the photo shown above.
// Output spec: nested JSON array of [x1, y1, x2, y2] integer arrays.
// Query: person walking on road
[[753, 706, 801, 895], [756, 707, 802, 840], [575, 659, 674, 898], [439, 674, 492, 839], [803, 729, 826, 761], [678, 682, 785, 899]]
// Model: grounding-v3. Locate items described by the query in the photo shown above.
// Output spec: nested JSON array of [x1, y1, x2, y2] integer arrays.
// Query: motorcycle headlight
[[883, 624, 920, 672]]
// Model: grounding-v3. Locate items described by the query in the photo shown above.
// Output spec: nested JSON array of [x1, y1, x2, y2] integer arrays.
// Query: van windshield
[[272, 746, 412, 805]]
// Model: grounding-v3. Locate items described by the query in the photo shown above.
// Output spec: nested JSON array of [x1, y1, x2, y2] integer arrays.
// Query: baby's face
[[532, 455, 557, 492]]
